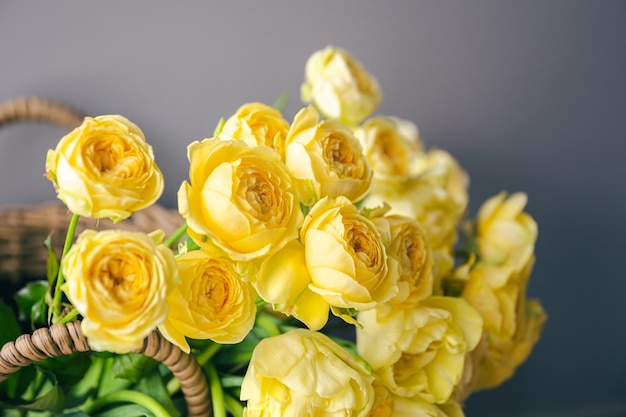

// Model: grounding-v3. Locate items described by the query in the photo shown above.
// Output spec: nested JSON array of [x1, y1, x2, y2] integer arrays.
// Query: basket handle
[[0, 97, 84, 129], [0, 321, 212, 417]]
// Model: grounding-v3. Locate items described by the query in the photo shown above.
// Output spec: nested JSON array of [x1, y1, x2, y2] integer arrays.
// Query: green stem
[[81, 389, 171, 417], [164, 223, 188, 249], [272, 92, 289, 112], [206, 362, 226, 417], [224, 393, 244, 417], [60, 307, 80, 323], [255, 313, 281, 338], [51, 214, 80, 324]]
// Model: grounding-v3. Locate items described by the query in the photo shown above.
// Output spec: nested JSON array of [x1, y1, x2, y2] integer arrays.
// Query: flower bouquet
[[0, 46, 546, 417]]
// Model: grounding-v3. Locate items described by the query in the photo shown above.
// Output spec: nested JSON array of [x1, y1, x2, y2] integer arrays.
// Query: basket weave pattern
[[0, 321, 212, 417], [0, 97, 212, 416]]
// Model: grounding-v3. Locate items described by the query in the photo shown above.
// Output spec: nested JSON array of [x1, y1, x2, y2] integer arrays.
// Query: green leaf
[[0, 300, 21, 345], [111, 353, 158, 384], [0, 369, 66, 412], [136, 371, 180, 417], [15, 280, 48, 328], [94, 404, 153, 417], [38, 352, 92, 391], [44, 234, 60, 288], [272, 92, 289, 112], [0, 302, 34, 409]]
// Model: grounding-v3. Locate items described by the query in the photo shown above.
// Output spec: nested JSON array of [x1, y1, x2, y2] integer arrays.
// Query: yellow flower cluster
[[43, 45, 545, 417]]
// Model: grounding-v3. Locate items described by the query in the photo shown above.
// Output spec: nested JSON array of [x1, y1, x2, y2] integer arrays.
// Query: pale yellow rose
[[45, 115, 164, 222], [459, 256, 546, 390], [178, 138, 303, 261], [363, 149, 468, 286], [300, 196, 398, 314], [353, 116, 424, 180], [357, 297, 483, 404], [241, 329, 375, 417], [285, 106, 373, 205], [301, 46, 381, 125], [220, 102, 290, 157], [158, 249, 257, 353], [372, 215, 434, 306], [368, 378, 467, 417], [476, 299, 546, 389], [61, 229, 178, 353], [475, 192, 537, 284], [254, 239, 330, 330]]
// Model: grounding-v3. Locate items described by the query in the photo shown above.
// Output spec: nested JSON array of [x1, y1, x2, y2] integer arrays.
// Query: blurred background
[[1, 2, 624, 416]]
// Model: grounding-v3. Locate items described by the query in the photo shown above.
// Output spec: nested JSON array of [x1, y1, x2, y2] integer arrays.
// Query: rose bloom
[[254, 239, 330, 330], [158, 249, 257, 353], [475, 192, 538, 283], [353, 116, 424, 180], [220, 102, 290, 158], [369, 377, 467, 417], [241, 329, 375, 417], [357, 297, 483, 404], [61, 229, 179, 353], [460, 256, 546, 390], [285, 106, 373, 205], [300, 196, 398, 313], [301, 46, 381, 125], [373, 215, 434, 307], [45, 115, 164, 222], [179, 138, 303, 261]]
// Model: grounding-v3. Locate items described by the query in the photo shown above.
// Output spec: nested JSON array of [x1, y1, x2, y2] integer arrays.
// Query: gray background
[[1, 2, 625, 416]]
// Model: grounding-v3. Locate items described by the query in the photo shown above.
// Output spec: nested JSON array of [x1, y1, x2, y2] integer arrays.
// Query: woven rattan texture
[[0, 97, 211, 416], [0, 97, 84, 129], [0, 202, 184, 284], [0, 321, 212, 417]]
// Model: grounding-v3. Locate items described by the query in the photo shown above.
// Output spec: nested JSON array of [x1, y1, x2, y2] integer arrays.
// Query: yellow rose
[[301, 196, 398, 313], [241, 329, 375, 417], [45, 115, 164, 222], [158, 249, 257, 353], [368, 378, 467, 417], [179, 138, 303, 261], [357, 297, 483, 404], [475, 192, 537, 283], [460, 257, 546, 390], [476, 299, 546, 389], [254, 239, 330, 330], [372, 215, 434, 306], [220, 102, 290, 157], [285, 106, 373, 205], [61, 229, 178, 353], [301, 46, 381, 125], [353, 116, 424, 180]]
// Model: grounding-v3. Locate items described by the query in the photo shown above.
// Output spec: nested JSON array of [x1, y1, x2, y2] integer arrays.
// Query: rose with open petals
[[301, 46, 381, 125], [45, 115, 163, 222], [285, 106, 373, 205], [300, 196, 397, 314], [357, 297, 483, 404], [61, 229, 178, 353], [353, 116, 424, 180], [241, 329, 374, 417], [373, 215, 434, 307], [221, 102, 290, 157], [159, 249, 257, 353], [254, 239, 330, 330], [179, 138, 303, 261]]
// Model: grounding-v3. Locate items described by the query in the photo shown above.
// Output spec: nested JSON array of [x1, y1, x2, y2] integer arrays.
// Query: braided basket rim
[[0, 97, 212, 416], [0, 320, 212, 417]]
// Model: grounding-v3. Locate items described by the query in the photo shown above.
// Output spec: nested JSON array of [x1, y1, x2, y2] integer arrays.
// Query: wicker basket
[[0, 97, 212, 416]]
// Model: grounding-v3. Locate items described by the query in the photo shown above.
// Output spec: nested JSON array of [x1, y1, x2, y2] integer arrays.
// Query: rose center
[[322, 135, 363, 178]]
